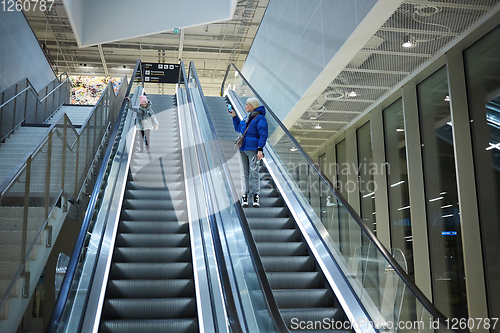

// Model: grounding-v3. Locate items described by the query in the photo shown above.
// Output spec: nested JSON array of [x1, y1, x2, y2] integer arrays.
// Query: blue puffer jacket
[[233, 105, 268, 151]]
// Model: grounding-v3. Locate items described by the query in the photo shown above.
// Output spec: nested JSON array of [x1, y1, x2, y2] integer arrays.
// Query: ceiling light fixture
[[314, 124, 322, 129], [290, 147, 298, 152], [348, 90, 357, 97], [444, 95, 450, 102]]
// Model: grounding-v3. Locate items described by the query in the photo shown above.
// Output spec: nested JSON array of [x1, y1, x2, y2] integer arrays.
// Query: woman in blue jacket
[[229, 97, 268, 208]]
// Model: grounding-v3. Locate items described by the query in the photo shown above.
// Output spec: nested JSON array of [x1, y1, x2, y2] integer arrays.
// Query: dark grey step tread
[[130, 163, 182, 172], [106, 279, 194, 298], [267, 272, 322, 289], [255, 197, 284, 207], [252, 229, 299, 242], [115, 233, 189, 247], [122, 199, 187, 210], [273, 289, 332, 308], [129, 173, 183, 182], [248, 218, 294, 229], [113, 247, 191, 263], [99, 319, 198, 333], [244, 207, 289, 218], [119, 221, 189, 234], [124, 189, 185, 200], [126, 181, 184, 191], [102, 298, 196, 319], [280, 308, 344, 325], [261, 256, 314, 272], [256, 242, 307, 256], [130, 165, 183, 174], [110, 262, 193, 279], [120, 209, 187, 222]]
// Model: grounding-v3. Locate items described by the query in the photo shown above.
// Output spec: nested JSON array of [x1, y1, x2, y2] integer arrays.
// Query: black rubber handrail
[[221, 63, 462, 332], [189, 61, 289, 333], [45, 59, 142, 333], [180, 62, 244, 333]]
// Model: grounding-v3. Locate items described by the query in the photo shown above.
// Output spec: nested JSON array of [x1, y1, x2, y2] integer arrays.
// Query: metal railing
[[0, 69, 128, 318], [0, 74, 71, 142]]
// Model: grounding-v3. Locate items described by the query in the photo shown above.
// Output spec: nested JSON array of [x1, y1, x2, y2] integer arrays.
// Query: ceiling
[[24, 0, 500, 156], [285, 0, 500, 154], [24, 0, 269, 96]]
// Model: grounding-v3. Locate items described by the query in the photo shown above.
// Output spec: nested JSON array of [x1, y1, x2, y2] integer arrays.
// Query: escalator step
[[280, 308, 342, 327], [100, 319, 198, 333], [244, 207, 289, 218], [110, 262, 193, 279], [106, 279, 194, 298], [273, 289, 332, 308], [119, 221, 189, 234], [120, 209, 187, 222], [115, 233, 189, 247], [247, 217, 294, 230], [256, 242, 306, 256], [124, 189, 185, 200], [261, 256, 314, 272], [126, 181, 184, 191], [122, 199, 187, 211], [252, 229, 299, 242], [130, 172, 183, 183], [102, 298, 196, 319], [267, 272, 321, 289], [113, 247, 191, 262]]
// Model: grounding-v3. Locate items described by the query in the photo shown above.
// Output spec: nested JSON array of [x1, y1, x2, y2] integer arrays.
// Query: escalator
[[204, 97, 350, 331], [98, 95, 199, 333]]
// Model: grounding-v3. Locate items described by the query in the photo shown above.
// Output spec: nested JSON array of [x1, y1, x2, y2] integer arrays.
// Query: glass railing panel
[[26, 140, 50, 257], [222, 64, 457, 332], [187, 66, 277, 333], [0, 166, 27, 300]]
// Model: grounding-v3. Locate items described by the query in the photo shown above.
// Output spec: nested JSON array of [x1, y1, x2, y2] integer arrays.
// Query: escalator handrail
[[45, 59, 142, 333], [221, 63, 457, 331], [180, 62, 244, 333], [188, 61, 289, 333]]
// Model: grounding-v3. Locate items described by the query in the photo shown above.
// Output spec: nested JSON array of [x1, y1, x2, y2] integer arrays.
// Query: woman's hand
[[257, 151, 264, 160], [229, 110, 237, 117], [154, 124, 159, 130], [125, 97, 130, 101]]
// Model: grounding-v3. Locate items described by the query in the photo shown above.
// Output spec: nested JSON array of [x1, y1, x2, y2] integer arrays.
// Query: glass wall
[[417, 66, 467, 320], [383, 99, 414, 278], [464, 24, 500, 323], [356, 122, 376, 236]]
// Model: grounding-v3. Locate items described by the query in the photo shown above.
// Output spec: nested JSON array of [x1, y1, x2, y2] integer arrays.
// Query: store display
[[70, 76, 122, 105]]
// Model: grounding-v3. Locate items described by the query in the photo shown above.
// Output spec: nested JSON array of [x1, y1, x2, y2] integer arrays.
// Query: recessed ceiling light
[[290, 147, 298, 152], [444, 95, 450, 101], [314, 124, 322, 129], [402, 39, 414, 48], [348, 90, 357, 97]]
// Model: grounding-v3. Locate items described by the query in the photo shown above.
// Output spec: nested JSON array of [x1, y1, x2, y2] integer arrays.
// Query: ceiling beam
[[98, 44, 109, 76], [178, 29, 185, 62]]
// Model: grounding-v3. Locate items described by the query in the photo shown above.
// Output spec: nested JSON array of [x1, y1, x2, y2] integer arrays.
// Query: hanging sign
[[141, 63, 180, 84]]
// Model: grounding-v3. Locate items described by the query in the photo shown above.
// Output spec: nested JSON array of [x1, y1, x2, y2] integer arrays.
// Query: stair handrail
[[0, 74, 68, 109], [0, 74, 71, 142], [188, 61, 289, 333], [0, 68, 130, 321], [44, 59, 142, 333], [221, 63, 459, 332]]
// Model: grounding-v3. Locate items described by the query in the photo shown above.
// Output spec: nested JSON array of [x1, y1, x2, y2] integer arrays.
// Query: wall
[[242, 0, 377, 120], [0, 11, 56, 92]]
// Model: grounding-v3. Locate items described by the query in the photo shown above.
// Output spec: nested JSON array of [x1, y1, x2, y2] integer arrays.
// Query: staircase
[[204, 96, 350, 332], [99, 95, 198, 333], [45, 105, 94, 129]]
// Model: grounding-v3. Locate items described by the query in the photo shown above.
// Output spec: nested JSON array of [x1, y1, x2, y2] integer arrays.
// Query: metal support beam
[[98, 44, 108, 77], [178, 29, 185, 62]]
